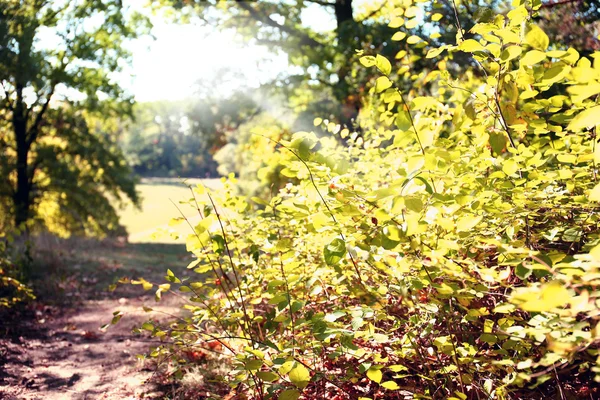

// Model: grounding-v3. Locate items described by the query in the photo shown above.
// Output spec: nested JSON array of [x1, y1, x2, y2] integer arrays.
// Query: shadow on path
[[0, 240, 193, 400]]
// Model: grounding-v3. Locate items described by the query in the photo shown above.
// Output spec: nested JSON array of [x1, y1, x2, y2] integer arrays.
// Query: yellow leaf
[[405, 18, 418, 29], [458, 39, 486, 53], [389, 17, 404, 28], [168, 217, 184, 227], [391, 31, 406, 41], [194, 184, 205, 195], [431, 13, 443, 22], [525, 25, 549, 50], [406, 35, 421, 44], [375, 76, 392, 93], [590, 183, 600, 202], [502, 159, 519, 176], [519, 281, 570, 312], [367, 367, 382, 383], [456, 215, 482, 232], [590, 244, 600, 260], [376, 54, 392, 76], [288, 364, 310, 389], [520, 50, 546, 66], [381, 381, 400, 390], [500, 45, 522, 63], [567, 106, 600, 132]]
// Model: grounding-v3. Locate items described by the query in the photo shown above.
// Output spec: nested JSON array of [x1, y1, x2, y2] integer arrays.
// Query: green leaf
[[245, 359, 263, 371], [324, 238, 346, 265], [279, 389, 301, 400], [376, 54, 392, 76], [289, 364, 310, 389], [567, 106, 600, 132], [142, 322, 154, 331], [256, 371, 279, 382], [489, 132, 507, 155], [395, 110, 412, 131]]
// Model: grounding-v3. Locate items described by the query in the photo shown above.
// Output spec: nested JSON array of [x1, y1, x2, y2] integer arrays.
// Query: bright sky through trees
[[123, 4, 337, 102]]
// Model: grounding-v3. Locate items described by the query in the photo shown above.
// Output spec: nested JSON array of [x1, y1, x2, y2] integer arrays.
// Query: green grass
[[117, 178, 222, 243]]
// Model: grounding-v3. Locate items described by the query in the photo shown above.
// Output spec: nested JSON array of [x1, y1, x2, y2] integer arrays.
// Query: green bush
[[125, 2, 600, 399], [0, 230, 35, 308], [214, 113, 295, 197]]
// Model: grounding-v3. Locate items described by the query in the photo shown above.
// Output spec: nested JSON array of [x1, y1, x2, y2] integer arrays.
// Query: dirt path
[[0, 241, 191, 400]]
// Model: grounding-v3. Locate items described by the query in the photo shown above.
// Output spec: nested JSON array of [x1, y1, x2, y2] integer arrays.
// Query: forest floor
[[0, 239, 194, 400], [0, 178, 226, 399]]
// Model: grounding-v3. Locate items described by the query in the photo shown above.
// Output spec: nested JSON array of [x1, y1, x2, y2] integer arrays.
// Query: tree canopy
[[0, 0, 148, 236]]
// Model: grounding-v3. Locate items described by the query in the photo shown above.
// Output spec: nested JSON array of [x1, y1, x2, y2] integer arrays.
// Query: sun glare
[[122, 19, 289, 102]]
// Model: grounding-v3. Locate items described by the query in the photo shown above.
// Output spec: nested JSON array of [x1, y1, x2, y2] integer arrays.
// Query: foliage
[[160, 0, 420, 128], [213, 113, 294, 196], [123, 1, 600, 399], [120, 93, 259, 178], [536, 0, 600, 54], [0, 0, 147, 236], [0, 228, 35, 308]]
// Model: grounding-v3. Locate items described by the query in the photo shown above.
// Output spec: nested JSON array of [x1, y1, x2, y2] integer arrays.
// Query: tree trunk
[[334, 0, 355, 31], [12, 84, 31, 228]]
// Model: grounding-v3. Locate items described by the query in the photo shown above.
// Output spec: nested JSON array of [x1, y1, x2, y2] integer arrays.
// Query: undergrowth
[[118, 2, 600, 399]]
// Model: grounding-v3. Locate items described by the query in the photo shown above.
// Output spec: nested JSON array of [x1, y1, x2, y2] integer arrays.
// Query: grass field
[[117, 177, 223, 243]]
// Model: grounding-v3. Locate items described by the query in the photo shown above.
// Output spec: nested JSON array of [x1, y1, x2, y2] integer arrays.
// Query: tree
[[0, 0, 148, 235], [537, 0, 600, 53], [164, 0, 411, 127], [120, 88, 259, 178]]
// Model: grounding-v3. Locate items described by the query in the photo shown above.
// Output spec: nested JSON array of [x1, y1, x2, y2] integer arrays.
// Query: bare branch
[[235, 0, 324, 48], [540, 0, 583, 9], [304, 0, 335, 6], [26, 83, 56, 147]]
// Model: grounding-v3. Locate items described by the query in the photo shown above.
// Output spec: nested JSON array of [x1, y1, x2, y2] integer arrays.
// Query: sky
[[123, 4, 337, 102]]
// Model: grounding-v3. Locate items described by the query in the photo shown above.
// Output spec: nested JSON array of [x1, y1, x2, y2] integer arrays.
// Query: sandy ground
[[0, 295, 184, 400], [0, 240, 191, 400]]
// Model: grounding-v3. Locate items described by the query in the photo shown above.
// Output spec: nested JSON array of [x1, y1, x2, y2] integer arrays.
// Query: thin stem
[[254, 133, 365, 287], [205, 191, 254, 343]]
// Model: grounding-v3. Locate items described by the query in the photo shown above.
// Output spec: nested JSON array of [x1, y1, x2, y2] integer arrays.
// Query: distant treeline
[[119, 94, 259, 178]]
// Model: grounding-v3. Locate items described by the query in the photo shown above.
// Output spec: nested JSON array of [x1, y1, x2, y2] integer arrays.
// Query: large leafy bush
[[126, 2, 600, 398]]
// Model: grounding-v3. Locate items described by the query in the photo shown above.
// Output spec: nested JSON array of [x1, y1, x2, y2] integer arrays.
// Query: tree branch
[[0, 81, 14, 111], [304, 0, 335, 6], [235, 0, 324, 48], [540, 0, 583, 9], [26, 83, 56, 147]]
